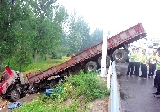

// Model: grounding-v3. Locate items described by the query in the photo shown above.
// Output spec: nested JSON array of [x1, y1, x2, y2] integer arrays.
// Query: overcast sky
[[58, 0, 160, 39]]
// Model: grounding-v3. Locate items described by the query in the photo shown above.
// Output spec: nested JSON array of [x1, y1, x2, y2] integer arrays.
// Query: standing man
[[134, 48, 141, 76], [140, 49, 148, 78], [127, 48, 136, 76], [153, 47, 160, 95], [148, 50, 157, 77]]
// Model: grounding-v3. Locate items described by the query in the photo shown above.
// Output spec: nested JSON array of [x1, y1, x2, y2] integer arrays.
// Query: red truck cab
[[0, 66, 13, 94]]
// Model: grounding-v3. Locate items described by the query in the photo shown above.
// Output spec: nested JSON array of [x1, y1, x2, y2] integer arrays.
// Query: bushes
[[14, 71, 110, 112], [66, 71, 109, 101], [50, 52, 63, 59]]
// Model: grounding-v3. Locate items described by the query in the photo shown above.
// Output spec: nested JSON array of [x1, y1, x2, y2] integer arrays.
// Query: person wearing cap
[[127, 48, 136, 76], [148, 50, 157, 77], [139, 49, 148, 78], [153, 47, 160, 95], [134, 48, 141, 76]]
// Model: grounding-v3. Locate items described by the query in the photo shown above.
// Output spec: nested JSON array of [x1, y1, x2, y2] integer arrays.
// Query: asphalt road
[[118, 71, 160, 112]]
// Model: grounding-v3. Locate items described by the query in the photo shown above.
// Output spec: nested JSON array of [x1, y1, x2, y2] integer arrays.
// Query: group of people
[[127, 47, 160, 95]]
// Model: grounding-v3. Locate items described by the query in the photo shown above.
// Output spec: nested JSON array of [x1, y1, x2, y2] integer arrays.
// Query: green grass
[[13, 71, 110, 112], [22, 56, 70, 74], [1, 56, 70, 75]]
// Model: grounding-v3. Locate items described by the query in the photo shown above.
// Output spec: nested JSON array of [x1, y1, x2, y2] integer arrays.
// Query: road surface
[[118, 73, 160, 112]]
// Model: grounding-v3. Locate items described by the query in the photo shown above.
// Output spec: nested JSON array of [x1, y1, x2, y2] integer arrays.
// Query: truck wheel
[[98, 56, 111, 68], [112, 49, 128, 63], [10, 90, 20, 102], [85, 61, 98, 72]]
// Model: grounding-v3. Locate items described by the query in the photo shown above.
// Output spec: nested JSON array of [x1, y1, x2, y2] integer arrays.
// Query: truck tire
[[85, 61, 98, 72], [10, 90, 20, 102], [112, 49, 128, 63], [98, 56, 111, 68]]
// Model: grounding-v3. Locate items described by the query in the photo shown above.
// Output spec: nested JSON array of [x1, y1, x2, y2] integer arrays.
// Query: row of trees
[[0, 0, 103, 71]]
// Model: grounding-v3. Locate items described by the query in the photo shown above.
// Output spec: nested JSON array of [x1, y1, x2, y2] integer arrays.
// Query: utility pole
[[100, 29, 109, 77]]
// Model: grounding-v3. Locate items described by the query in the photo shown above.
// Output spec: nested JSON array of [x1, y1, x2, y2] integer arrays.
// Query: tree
[[67, 13, 90, 54], [0, 0, 31, 70], [89, 28, 103, 47], [55, 31, 70, 57], [27, 0, 68, 62]]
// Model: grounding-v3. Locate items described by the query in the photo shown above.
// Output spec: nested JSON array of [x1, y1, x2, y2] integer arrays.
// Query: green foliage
[[26, 0, 68, 62], [0, 0, 102, 73], [50, 51, 63, 59], [89, 28, 103, 47], [0, 0, 69, 71], [13, 71, 110, 112], [67, 15, 90, 54], [0, 1, 29, 61], [9, 52, 32, 71], [61, 11, 103, 55], [66, 71, 109, 101]]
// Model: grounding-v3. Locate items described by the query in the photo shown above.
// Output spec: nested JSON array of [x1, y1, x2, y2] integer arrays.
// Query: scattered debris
[[120, 91, 128, 100], [0, 99, 8, 110], [44, 89, 53, 96], [8, 102, 22, 110]]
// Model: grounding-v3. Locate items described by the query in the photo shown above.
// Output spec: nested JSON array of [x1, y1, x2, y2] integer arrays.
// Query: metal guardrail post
[[107, 60, 112, 89], [110, 61, 121, 112]]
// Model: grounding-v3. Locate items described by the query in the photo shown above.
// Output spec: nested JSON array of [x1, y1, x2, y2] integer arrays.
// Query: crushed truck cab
[[0, 66, 29, 102], [0, 66, 18, 94]]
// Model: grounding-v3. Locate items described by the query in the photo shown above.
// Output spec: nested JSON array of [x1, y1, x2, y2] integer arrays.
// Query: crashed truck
[[0, 23, 146, 101]]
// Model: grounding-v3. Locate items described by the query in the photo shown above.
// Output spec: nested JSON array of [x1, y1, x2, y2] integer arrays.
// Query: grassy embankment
[[13, 71, 110, 112], [3, 56, 110, 111]]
